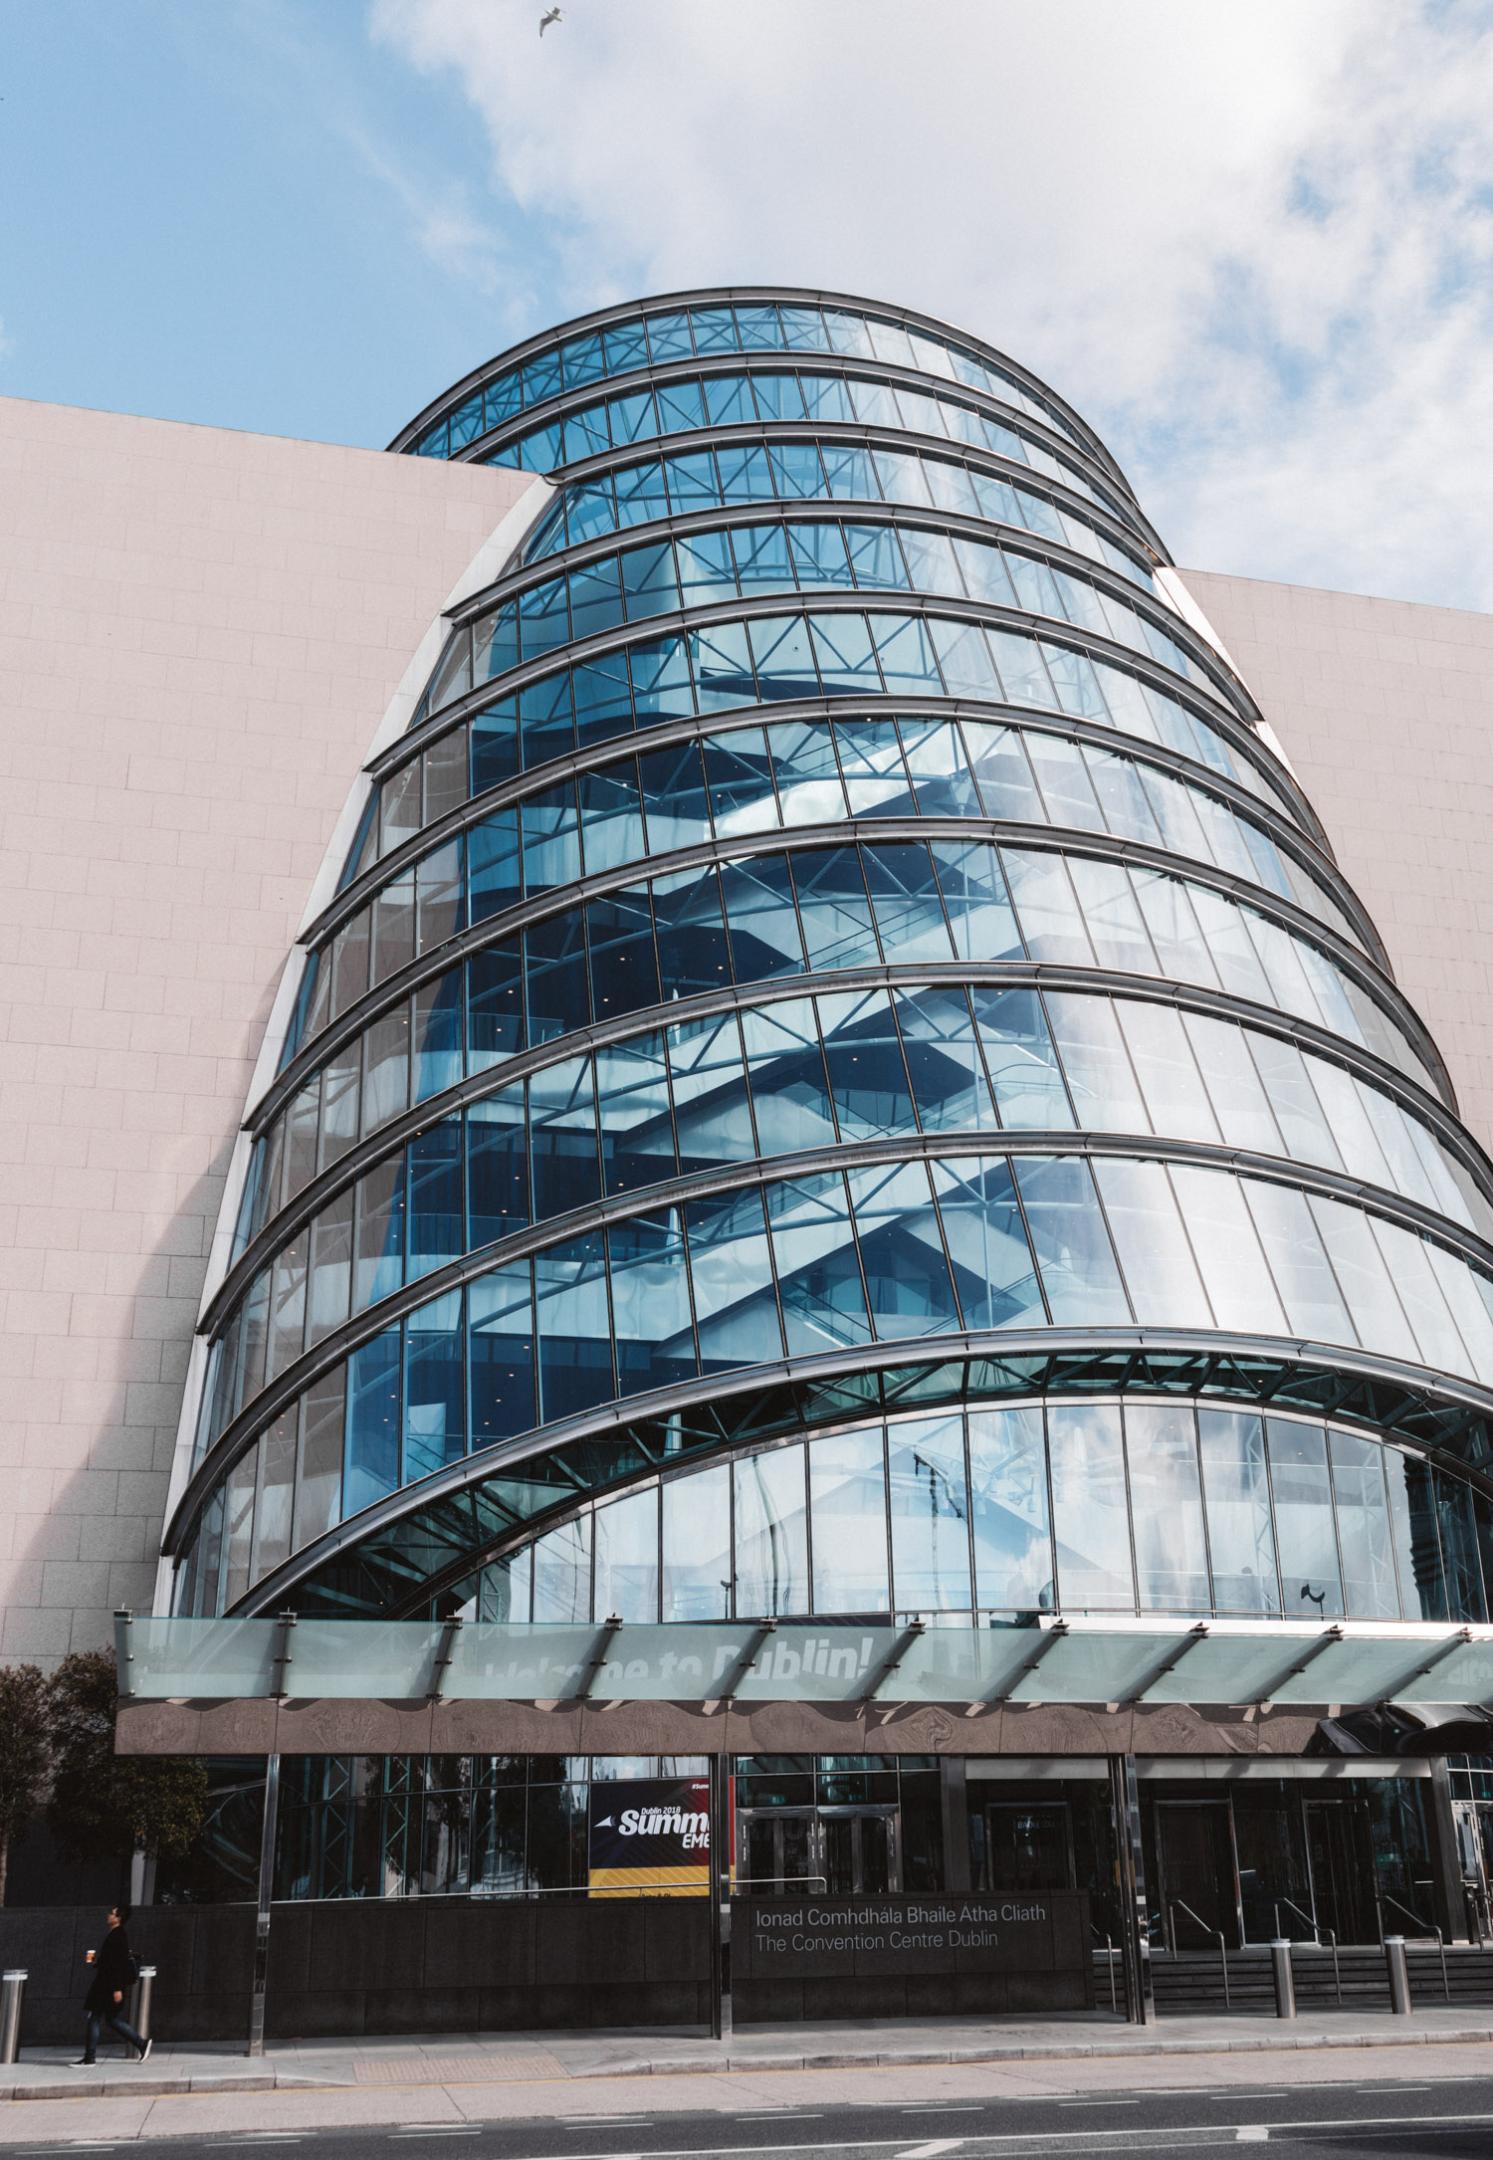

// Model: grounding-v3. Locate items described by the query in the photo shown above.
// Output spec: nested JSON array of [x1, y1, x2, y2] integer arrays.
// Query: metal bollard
[[1384, 1934, 1413, 2016], [129, 1965, 157, 2044], [0, 1971, 26, 2065], [1269, 1938, 1297, 2020]]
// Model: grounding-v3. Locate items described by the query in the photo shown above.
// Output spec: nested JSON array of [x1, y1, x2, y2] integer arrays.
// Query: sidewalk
[[4, 2003, 1493, 2113]]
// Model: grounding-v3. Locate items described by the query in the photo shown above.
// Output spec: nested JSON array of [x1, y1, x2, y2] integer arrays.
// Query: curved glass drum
[[168, 287, 1493, 1628]]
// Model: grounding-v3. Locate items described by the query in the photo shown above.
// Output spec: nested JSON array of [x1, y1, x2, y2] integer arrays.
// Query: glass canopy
[[118, 1613, 1493, 1710]]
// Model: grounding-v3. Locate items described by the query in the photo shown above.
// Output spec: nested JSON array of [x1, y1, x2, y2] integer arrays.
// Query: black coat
[[83, 1926, 133, 2014]]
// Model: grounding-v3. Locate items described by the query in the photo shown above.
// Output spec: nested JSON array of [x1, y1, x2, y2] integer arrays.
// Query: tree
[[0, 1664, 50, 1906], [46, 1650, 208, 1871]]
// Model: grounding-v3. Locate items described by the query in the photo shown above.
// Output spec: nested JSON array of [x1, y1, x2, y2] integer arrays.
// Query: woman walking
[[73, 1903, 151, 2065]]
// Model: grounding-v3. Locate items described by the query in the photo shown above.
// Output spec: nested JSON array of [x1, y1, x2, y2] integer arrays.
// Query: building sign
[[732, 1889, 1090, 1978], [588, 1776, 711, 1897]]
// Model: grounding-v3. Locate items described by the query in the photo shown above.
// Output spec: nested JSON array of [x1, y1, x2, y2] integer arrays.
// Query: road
[[7, 2075, 1493, 2157]]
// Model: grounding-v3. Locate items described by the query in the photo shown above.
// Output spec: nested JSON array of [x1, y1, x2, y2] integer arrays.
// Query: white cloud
[[369, 0, 1493, 607]]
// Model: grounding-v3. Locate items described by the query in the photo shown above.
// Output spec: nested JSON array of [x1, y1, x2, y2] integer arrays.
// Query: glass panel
[[810, 1426, 889, 1612], [968, 1406, 1053, 1611], [734, 1443, 809, 1616], [1048, 1404, 1135, 1610], [686, 1185, 784, 1370], [662, 1461, 732, 1620], [1124, 1403, 1209, 1612], [931, 1156, 1045, 1329], [887, 1412, 972, 1611], [1267, 1419, 1344, 1619], [1198, 1408, 1281, 1616], [594, 1485, 659, 1622], [1014, 1154, 1130, 1324], [1094, 1156, 1211, 1325], [1328, 1429, 1401, 1620]]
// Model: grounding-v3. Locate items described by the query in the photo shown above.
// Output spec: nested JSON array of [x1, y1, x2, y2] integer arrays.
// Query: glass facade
[[169, 286, 1493, 1639]]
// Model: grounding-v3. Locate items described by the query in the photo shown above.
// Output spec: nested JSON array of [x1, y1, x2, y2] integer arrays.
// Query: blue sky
[[4, 0, 1493, 606]]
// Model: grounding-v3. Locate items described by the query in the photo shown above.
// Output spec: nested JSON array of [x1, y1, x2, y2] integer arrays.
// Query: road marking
[[430, 2125, 1493, 2160], [902, 2107, 983, 2115], [1236, 2134, 1269, 2147], [1059, 2098, 1140, 2108], [896, 2141, 965, 2159]]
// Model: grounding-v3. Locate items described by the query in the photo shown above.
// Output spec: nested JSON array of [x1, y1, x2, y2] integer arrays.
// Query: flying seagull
[[540, 7, 563, 31]]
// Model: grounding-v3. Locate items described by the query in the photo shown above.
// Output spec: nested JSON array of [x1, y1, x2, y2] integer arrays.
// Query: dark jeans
[[82, 2006, 145, 2062]]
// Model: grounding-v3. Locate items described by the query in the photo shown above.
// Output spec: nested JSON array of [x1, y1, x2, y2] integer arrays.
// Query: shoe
[[139, 2038, 153, 2063], [70, 2059, 95, 2067]]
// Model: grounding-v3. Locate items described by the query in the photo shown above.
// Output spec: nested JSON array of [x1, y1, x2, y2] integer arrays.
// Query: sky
[[3, 0, 1493, 608]]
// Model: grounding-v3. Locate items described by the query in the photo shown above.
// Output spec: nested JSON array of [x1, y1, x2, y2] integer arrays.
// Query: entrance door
[[1304, 1797, 1376, 1945], [738, 1808, 815, 1894], [1155, 1801, 1241, 1949], [820, 1807, 899, 1894], [985, 1801, 1074, 1894]]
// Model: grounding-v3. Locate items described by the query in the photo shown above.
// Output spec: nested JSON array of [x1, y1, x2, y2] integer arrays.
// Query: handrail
[[1090, 1924, 1118, 2014], [1379, 1893, 1449, 2001], [1275, 1896, 1341, 2005], [732, 1874, 829, 1891], [1169, 1898, 1230, 2009]]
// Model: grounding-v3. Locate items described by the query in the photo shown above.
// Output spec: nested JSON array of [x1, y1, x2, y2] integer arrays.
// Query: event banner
[[587, 1776, 712, 1897]]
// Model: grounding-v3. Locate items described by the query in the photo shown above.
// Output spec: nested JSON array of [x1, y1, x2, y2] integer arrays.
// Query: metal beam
[[708, 1619, 776, 1710], [863, 1621, 926, 1704], [1122, 1623, 1209, 1706], [428, 1613, 464, 1700], [571, 1616, 624, 1703], [1109, 1751, 1153, 2025], [113, 1609, 133, 1699], [271, 1613, 297, 1701], [1255, 1625, 1343, 1711], [986, 1620, 1068, 1705]]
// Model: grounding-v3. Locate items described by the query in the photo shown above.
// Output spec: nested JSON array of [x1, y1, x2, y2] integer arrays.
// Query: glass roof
[[121, 1614, 1493, 1710]]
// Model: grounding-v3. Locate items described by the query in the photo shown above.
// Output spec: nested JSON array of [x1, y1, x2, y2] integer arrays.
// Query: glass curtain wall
[[170, 287, 1493, 1625]]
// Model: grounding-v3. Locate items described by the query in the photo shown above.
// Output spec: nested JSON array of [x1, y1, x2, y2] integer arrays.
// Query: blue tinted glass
[[731, 522, 794, 593], [534, 1233, 612, 1421], [690, 307, 739, 354], [791, 845, 882, 970], [529, 1056, 601, 1222], [469, 1263, 535, 1449], [788, 522, 854, 588], [645, 311, 694, 361], [518, 673, 574, 765], [525, 910, 590, 1042], [609, 1211, 695, 1397], [404, 1289, 465, 1482], [848, 1157, 960, 1340], [720, 853, 805, 980], [558, 333, 604, 387], [742, 997, 837, 1155], [768, 441, 825, 499], [687, 1186, 784, 1371], [691, 620, 757, 709], [595, 1033, 674, 1198], [652, 863, 731, 995], [602, 318, 649, 373], [704, 374, 753, 426], [470, 703, 518, 794], [809, 612, 881, 694], [892, 985, 997, 1134], [862, 841, 954, 961], [747, 614, 818, 701], [408, 1121, 464, 1280], [621, 540, 681, 619], [468, 810, 520, 922], [468, 1091, 528, 1245], [656, 378, 707, 433], [567, 556, 625, 641], [344, 1329, 402, 1515], [467, 943, 524, 1069], [629, 634, 695, 721], [717, 444, 775, 502], [751, 372, 807, 422], [768, 1172, 872, 1355], [932, 1157, 1044, 1330], [586, 886, 661, 1017], [573, 649, 635, 744]]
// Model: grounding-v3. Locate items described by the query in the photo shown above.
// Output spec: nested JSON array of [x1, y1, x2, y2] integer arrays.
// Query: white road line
[[1058, 2099, 1140, 2108], [1235, 2134, 1269, 2147], [431, 2123, 1493, 2160], [896, 2140, 966, 2159], [901, 2107, 983, 2115]]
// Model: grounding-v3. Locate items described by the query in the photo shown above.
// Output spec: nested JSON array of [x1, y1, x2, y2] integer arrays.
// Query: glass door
[[820, 1806, 899, 1893], [1304, 1796, 1376, 1945], [1155, 1800, 1242, 1949], [984, 1801, 1074, 1894], [737, 1808, 815, 1894]]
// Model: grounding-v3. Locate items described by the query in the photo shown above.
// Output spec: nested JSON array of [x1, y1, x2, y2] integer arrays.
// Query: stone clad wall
[[0, 398, 527, 1662]]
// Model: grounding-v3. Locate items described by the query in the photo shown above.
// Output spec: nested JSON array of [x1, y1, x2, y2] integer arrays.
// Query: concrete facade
[[0, 396, 529, 1662], [1179, 570, 1493, 1157]]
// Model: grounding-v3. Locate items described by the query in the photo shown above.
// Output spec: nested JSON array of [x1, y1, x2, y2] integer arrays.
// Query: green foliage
[[0, 1663, 50, 1905], [45, 1649, 207, 1866]]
